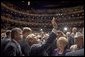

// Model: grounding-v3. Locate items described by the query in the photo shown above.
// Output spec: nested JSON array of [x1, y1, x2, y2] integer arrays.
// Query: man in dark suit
[[46, 39, 57, 56], [29, 17, 62, 56], [1, 28, 23, 56], [1, 37, 11, 56], [20, 27, 32, 56]]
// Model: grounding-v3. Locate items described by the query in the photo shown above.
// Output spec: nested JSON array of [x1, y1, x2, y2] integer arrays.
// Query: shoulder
[[7, 41, 16, 47], [75, 48, 84, 55], [5, 40, 18, 50], [65, 48, 84, 56]]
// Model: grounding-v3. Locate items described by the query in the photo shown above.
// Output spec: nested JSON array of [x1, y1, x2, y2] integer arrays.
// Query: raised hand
[[51, 17, 58, 29]]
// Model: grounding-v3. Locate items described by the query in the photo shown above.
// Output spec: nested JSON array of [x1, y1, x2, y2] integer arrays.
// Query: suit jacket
[[2, 39, 22, 56], [1, 38, 11, 56], [29, 32, 57, 56], [65, 48, 84, 56], [46, 40, 57, 56], [67, 36, 74, 48], [20, 39, 30, 56]]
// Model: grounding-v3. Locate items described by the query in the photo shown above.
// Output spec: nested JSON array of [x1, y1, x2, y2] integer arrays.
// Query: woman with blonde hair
[[52, 37, 68, 56]]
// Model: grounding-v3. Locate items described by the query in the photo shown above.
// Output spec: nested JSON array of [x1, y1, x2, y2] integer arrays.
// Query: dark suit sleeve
[[21, 43, 30, 56], [37, 32, 57, 53], [5, 45, 16, 56]]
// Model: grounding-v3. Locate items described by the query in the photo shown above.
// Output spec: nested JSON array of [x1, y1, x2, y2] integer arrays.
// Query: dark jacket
[[1, 38, 11, 56], [1, 39, 22, 56], [20, 39, 30, 56], [46, 40, 57, 56], [29, 32, 57, 56], [67, 36, 74, 48]]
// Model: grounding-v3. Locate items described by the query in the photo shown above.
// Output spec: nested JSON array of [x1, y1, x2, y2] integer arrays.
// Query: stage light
[[64, 27, 67, 31], [28, 1, 30, 5], [40, 29, 43, 31]]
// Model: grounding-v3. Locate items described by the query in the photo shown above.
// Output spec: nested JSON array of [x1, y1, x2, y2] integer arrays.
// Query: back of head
[[23, 27, 32, 34], [23, 27, 32, 38], [66, 32, 70, 37], [26, 34, 38, 46], [57, 31, 66, 38], [6, 30, 11, 38], [70, 44, 77, 52]]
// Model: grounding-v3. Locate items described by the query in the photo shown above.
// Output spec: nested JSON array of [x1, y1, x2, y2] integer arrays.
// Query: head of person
[[57, 31, 66, 38], [1, 33, 6, 39], [57, 37, 68, 50], [26, 34, 38, 46], [36, 34, 42, 41], [23, 27, 32, 38], [66, 32, 70, 37], [74, 32, 84, 49], [43, 33, 49, 41], [6, 30, 11, 38], [72, 27, 77, 33], [11, 27, 23, 42], [70, 45, 77, 52]]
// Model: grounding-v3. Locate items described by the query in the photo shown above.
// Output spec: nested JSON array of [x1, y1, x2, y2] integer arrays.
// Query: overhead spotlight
[[28, 1, 30, 5], [64, 27, 68, 31], [40, 29, 43, 31]]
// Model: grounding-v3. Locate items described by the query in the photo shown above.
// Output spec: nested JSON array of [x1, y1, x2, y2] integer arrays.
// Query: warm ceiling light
[[28, 1, 30, 5]]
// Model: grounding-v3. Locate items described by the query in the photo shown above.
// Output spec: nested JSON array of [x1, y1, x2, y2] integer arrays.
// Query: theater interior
[[1, 0, 84, 56]]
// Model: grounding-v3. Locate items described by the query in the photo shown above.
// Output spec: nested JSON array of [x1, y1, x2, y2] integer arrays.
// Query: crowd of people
[[1, 18, 84, 56], [2, 2, 84, 23]]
